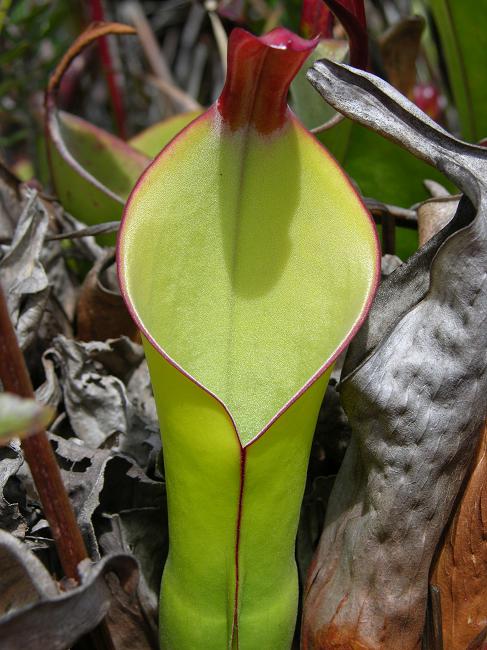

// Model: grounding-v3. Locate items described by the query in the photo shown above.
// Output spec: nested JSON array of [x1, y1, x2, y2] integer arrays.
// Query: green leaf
[[290, 39, 348, 130], [379, 224, 419, 261], [319, 120, 456, 258], [0, 78, 21, 95], [129, 110, 203, 158], [44, 22, 148, 243], [428, 0, 487, 141], [317, 119, 456, 260], [118, 26, 379, 649], [0, 393, 54, 444], [46, 111, 149, 243], [337, 122, 455, 206], [0, 129, 28, 147], [57, 111, 149, 201], [0, 41, 28, 65], [8, 0, 50, 26]]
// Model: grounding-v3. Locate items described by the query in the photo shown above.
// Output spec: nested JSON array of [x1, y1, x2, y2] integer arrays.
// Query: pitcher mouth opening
[[116, 26, 381, 450]]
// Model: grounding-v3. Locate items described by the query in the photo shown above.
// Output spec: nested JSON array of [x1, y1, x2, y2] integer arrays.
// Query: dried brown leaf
[[302, 60, 487, 650], [77, 251, 139, 342], [0, 528, 138, 650], [432, 422, 487, 649], [379, 16, 425, 98]]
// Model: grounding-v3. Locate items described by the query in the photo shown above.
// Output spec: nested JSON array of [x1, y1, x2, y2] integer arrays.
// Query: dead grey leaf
[[45, 335, 160, 469], [42, 433, 166, 598], [417, 195, 459, 246], [96, 455, 166, 597], [0, 445, 26, 537], [341, 197, 473, 378], [53, 209, 104, 264], [0, 528, 58, 611], [0, 528, 139, 650], [424, 179, 451, 199], [98, 515, 161, 649], [0, 163, 23, 241], [308, 59, 478, 379], [0, 180, 81, 353], [47, 336, 146, 448], [381, 253, 403, 277], [37, 216, 78, 343], [103, 568, 159, 650], [123, 360, 160, 471], [0, 189, 50, 349], [35, 351, 63, 411], [48, 434, 113, 558], [307, 58, 485, 379], [303, 60, 487, 649]]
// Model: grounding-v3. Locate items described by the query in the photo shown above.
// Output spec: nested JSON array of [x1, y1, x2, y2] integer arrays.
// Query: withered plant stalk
[[0, 283, 114, 650]]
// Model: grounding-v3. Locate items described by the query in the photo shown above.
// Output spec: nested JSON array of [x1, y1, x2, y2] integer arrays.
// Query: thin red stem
[[0, 284, 88, 579], [0, 283, 117, 649], [300, 0, 333, 39], [323, 0, 368, 69], [89, 0, 128, 139]]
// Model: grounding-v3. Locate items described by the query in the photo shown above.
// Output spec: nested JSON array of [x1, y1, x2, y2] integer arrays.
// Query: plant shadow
[[218, 124, 301, 299]]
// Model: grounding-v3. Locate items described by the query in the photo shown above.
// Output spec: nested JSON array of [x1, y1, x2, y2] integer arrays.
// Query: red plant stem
[[0, 284, 88, 580], [89, 0, 128, 139], [300, 0, 333, 39], [323, 0, 368, 69]]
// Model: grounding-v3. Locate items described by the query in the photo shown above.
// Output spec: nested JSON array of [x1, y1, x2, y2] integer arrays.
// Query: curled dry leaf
[[302, 60, 487, 649], [45, 335, 158, 454], [7, 431, 164, 648], [417, 195, 459, 246], [0, 528, 138, 650], [379, 16, 425, 98], [0, 446, 26, 537], [424, 179, 451, 199], [432, 422, 487, 649], [0, 180, 79, 354], [0, 163, 23, 241], [76, 250, 139, 342], [0, 189, 49, 349], [50, 432, 165, 603]]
